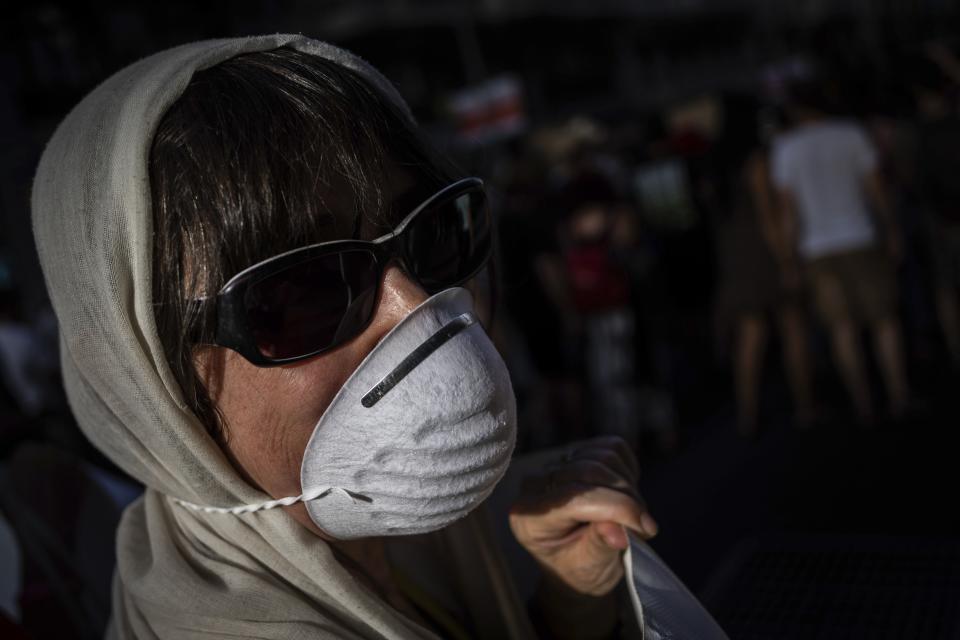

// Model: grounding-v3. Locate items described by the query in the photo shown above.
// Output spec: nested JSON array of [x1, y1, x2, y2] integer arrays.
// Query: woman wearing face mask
[[32, 36, 657, 639]]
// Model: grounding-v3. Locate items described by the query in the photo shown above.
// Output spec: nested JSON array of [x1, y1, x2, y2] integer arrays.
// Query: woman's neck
[[332, 537, 392, 593], [331, 537, 428, 625]]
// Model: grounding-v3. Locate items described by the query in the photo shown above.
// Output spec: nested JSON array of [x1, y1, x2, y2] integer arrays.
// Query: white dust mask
[[177, 287, 517, 539]]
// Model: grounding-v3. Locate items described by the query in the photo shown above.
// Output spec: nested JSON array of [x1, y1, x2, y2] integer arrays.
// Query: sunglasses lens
[[406, 187, 491, 291], [243, 250, 379, 360]]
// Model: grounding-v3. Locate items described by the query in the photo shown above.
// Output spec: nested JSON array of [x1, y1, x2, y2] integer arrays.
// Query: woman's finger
[[568, 486, 655, 537], [522, 485, 658, 539], [594, 520, 630, 549]]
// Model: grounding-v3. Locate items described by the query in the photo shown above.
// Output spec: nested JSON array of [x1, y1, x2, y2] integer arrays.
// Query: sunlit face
[[190, 170, 493, 540], [193, 263, 430, 539]]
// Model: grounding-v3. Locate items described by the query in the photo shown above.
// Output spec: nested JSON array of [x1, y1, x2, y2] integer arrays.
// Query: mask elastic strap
[[173, 485, 369, 515]]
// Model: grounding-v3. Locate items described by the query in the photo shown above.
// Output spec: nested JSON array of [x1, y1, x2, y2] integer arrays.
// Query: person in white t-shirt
[[772, 85, 910, 423]]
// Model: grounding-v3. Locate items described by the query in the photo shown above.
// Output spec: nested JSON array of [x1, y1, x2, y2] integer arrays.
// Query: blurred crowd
[[489, 43, 960, 453], [4, 43, 960, 458], [2, 39, 960, 458]]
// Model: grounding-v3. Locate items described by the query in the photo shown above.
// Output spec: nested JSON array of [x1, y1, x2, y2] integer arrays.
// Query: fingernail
[[641, 513, 659, 537], [605, 532, 627, 550]]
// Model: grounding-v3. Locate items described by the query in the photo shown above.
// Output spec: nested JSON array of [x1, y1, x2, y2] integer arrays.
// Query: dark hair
[[150, 47, 458, 441]]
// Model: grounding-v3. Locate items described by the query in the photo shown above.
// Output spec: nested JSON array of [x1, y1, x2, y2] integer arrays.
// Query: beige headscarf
[[31, 35, 534, 639]]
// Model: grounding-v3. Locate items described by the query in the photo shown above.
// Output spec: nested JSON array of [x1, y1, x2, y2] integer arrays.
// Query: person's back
[[773, 119, 878, 259], [772, 104, 910, 424]]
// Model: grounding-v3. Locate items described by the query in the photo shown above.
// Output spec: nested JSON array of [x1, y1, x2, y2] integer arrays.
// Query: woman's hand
[[509, 436, 658, 597]]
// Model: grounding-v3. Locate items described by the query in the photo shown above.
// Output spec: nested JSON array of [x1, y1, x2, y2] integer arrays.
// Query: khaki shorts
[[806, 246, 897, 325]]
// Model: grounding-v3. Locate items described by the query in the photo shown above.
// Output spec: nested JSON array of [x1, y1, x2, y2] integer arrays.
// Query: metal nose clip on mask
[[177, 288, 517, 538]]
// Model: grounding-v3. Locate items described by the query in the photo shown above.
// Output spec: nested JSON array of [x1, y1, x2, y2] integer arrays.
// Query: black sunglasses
[[200, 177, 491, 366]]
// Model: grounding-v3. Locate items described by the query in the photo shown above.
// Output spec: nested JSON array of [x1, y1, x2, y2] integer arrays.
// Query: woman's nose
[[364, 264, 429, 339]]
